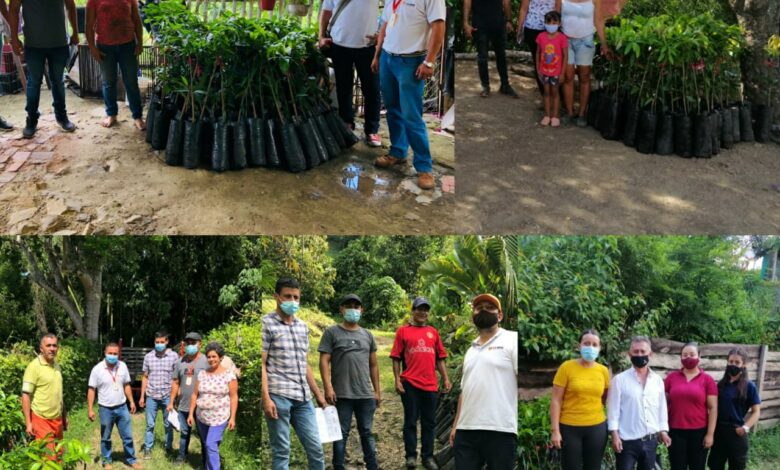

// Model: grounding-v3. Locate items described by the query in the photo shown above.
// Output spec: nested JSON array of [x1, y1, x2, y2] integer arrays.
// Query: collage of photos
[[0, 0, 779, 470]]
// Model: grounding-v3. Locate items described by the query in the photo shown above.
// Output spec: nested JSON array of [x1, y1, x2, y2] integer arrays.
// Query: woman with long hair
[[549, 329, 610, 470], [708, 348, 761, 470]]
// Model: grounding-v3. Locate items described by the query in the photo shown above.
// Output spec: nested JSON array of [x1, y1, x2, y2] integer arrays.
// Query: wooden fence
[[517, 338, 780, 431]]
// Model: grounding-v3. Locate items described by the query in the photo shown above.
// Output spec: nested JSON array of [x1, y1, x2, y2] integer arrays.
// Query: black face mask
[[630, 355, 650, 368], [473, 310, 499, 329], [726, 365, 743, 377]]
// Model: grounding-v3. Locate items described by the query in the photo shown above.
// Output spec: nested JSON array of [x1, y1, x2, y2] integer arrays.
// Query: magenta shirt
[[664, 369, 718, 429]]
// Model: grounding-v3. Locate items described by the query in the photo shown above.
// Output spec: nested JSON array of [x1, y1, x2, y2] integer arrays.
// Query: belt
[[383, 49, 427, 58], [99, 403, 127, 410]]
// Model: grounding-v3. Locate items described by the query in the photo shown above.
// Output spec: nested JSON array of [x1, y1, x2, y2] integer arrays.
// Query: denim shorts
[[568, 34, 595, 66]]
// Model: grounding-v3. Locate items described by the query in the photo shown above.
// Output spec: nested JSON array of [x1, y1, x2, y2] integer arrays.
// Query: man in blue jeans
[[167, 332, 208, 466], [371, 0, 445, 191], [87, 342, 143, 469], [139, 331, 179, 459], [262, 278, 327, 470], [8, 0, 78, 139], [319, 294, 381, 470]]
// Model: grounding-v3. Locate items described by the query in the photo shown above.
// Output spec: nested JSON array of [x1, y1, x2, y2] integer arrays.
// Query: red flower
[[691, 59, 705, 71]]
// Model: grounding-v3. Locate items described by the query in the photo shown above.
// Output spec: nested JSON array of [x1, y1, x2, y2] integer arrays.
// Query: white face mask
[[545, 24, 560, 33]]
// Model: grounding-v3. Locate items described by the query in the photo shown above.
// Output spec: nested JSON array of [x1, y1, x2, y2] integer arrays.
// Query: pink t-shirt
[[536, 32, 569, 78], [664, 369, 718, 430]]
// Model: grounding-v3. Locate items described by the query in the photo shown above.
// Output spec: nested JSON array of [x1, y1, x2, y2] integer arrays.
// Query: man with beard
[[449, 294, 518, 469], [391, 297, 452, 470]]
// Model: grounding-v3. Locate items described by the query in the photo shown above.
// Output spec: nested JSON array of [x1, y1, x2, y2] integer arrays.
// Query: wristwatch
[[423, 61, 434, 69]]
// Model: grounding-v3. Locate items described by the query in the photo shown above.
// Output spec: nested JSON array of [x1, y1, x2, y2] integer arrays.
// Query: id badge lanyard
[[390, 0, 403, 27], [186, 354, 199, 386], [107, 364, 119, 391]]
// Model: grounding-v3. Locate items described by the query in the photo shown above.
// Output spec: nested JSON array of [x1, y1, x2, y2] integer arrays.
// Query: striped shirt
[[142, 349, 179, 399], [262, 312, 312, 402]]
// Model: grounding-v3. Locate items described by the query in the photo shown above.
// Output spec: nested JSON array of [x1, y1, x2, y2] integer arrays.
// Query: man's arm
[[502, 0, 512, 32], [124, 383, 136, 413], [21, 392, 33, 436], [140, 374, 148, 407], [392, 358, 405, 394], [369, 352, 381, 407], [87, 387, 96, 421], [423, 20, 445, 66], [8, 0, 21, 55], [319, 352, 336, 405], [64, 0, 79, 43], [167, 376, 179, 413], [131, 0, 143, 54], [435, 358, 452, 392], [448, 394, 463, 446], [305, 363, 326, 407], [370, 22, 388, 73], [261, 351, 278, 419], [318, 8, 333, 48], [463, 0, 474, 38]]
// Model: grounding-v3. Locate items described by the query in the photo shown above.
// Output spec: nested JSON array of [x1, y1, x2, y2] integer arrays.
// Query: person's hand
[[129, 402, 137, 414], [374, 391, 382, 408], [26, 422, 34, 437], [325, 387, 337, 406], [88, 408, 96, 422], [227, 418, 236, 431], [735, 426, 747, 437], [166, 403, 174, 413], [395, 379, 405, 394], [505, 21, 513, 33], [601, 44, 613, 60], [187, 415, 193, 427], [371, 56, 379, 74], [316, 394, 327, 409], [415, 62, 434, 80], [139, 397, 145, 408], [611, 435, 623, 453], [134, 43, 142, 56], [11, 37, 23, 57], [318, 37, 333, 49], [263, 397, 278, 420], [464, 24, 476, 40], [89, 45, 104, 62], [703, 433, 714, 449], [365, 34, 377, 46], [449, 427, 457, 447], [70, 33, 79, 46], [551, 429, 562, 449], [660, 432, 672, 447], [443, 379, 452, 393]]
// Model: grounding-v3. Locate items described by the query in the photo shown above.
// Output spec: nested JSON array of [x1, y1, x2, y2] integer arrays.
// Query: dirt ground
[[455, 60, 780, 234], [0, 91, 455, 235]]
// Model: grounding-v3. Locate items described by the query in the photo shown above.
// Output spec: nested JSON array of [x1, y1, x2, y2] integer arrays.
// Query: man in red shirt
[[391, 297, 452, 470]]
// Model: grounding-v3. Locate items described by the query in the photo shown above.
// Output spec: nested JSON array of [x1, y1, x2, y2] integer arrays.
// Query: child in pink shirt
[[535, 11, 568, 127]]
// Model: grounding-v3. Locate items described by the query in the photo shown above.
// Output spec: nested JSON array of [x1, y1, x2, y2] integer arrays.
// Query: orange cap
[[472, 293, 501, 312]]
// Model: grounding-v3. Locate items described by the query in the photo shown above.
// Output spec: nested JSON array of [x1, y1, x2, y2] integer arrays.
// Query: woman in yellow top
[[550, 329, 610, 470]]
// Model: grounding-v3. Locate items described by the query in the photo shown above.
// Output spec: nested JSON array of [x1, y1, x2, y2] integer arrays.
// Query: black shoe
[[500, 84, 519, 98], [422, 458, 439, 470], [0, 116, 12, 131], [142, 450, 152, 460], [57, 118, 76, 132], [406, 456, 417, 468], [22, 117, 37, 139], [480, 86, 490, 98], [174, 456, 185, 465]]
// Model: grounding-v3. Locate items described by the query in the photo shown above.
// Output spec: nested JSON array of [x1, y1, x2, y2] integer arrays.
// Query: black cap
[[412, 297, 431, 309], [340, 294, 362, 306], [184, 332, 202, 341]]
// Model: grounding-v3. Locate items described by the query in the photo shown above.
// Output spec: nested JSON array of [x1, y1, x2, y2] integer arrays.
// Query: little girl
[[535, 11, 568, 127]]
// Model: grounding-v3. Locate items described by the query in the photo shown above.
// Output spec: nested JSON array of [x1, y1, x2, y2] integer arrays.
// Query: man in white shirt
[[318, 0, 382, 148], [607, 335, 671, 470], [87, 342, 142, 470], [448, 293, 519, 469], [370, 0, 445, 191]]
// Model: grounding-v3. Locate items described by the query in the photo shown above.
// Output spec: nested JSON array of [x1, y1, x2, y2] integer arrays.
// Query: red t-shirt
[[664, 369, 718, 430], [390, 325, 447, 392], [536, 32, 568, 77], [87, 0, 136, 46]]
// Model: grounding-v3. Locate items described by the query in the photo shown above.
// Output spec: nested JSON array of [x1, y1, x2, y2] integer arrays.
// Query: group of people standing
[[551, 332, 762, 470]]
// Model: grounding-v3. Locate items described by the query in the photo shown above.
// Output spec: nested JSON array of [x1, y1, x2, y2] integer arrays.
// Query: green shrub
[[0, 436, 91, 469], [56, 339, 101, 412], [0, 391, 25, 452], [0, 343, 35, 399], [356, 276, 408, 328]]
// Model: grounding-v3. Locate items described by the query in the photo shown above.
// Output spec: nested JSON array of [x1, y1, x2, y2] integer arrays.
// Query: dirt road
[[455, 60, 780, 234], [0, 93, 455, 235]]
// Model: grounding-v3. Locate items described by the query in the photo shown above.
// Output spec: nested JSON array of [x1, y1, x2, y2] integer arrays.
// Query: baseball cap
[[411, 297, 431, 309], [472, 293, 502, 311], [340, 294, 362, 306], [184, 332, 202, 341]]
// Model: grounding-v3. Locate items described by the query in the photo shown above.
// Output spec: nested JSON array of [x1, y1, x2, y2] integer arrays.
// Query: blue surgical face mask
[[545, 24, 559, 34], [185, 344, 199, 356], [344, 309, 361, 324], [280, 301, 300, 316], [580, 346, 600, 361], [154, 343, 166, 352], [105, 354, 118, 365]]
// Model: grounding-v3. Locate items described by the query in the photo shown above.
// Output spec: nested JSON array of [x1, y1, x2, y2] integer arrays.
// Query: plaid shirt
[[262, 312, 312, 402], [142, 349, 179, 399]]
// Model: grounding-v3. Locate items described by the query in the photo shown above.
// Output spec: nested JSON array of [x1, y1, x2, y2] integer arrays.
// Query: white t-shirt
[[457, 329, 519, 434], [322, 0, 380, 49], [381, 0, 446, 55], [88, 361, 132, 408]]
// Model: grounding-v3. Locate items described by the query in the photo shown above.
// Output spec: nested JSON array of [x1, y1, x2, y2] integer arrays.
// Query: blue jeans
[[97, 41, 143, 119], [177, 409, 203, 462], [379, 52, 433, 173], [333, 398, 377, 470], [616, 437, 659, 470], [265, 394, 325, 470], [24, 45, 69, 121], [400, 381, 437, 460], [99, 404, 137, 465], [144, 396, 173, 451]]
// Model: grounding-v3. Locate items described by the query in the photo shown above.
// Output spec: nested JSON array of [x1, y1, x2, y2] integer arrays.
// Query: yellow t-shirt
[[553, 359, 609, 427], [22, 356, 63, 419]]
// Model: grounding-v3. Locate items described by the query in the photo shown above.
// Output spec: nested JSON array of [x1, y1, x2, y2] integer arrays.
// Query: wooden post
[[755, 344, 769, 431]]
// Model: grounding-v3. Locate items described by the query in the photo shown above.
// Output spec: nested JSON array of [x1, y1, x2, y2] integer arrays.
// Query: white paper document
[[316, 406, 342, 444], [167, 410, 181, 431]]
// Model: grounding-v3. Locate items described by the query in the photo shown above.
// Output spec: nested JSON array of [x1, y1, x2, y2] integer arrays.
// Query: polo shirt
[[389, 324, 447, 392], [381, 0, 446, 55], [456, 329, 518, 434], [88, 360, 132, 407], [142, 349, 179, 400], [22, 355, 63, 419], [553, 359, 610, 426], [607, 367, 669, 440], [664, 369, 718, 430], [174, 353, 209, 412], [717, 380, 761, 426], [262, 311, 312, 402], [322, 0, 380, 49]]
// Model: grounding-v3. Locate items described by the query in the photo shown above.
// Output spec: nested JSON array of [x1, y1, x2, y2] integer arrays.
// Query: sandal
[[540, 116, 551, 126], [551, 118, 561, 127]]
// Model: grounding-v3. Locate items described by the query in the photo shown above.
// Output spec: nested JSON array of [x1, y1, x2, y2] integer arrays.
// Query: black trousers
[[669, 428, 708, 470], [523, 27, 545, 96], [330, 43, 380, 135], [560, 421, 608, 470], [399, 381, 437, 460], [453, 429, 516, 470], [616, 437, 659, 470], [708, 425, 748, 470], [474, 28, 509, 90]]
